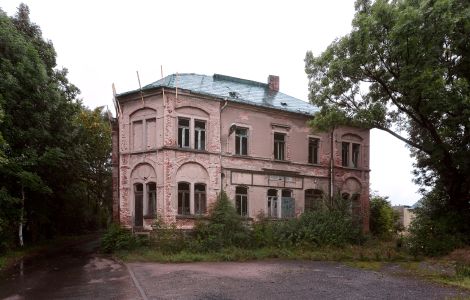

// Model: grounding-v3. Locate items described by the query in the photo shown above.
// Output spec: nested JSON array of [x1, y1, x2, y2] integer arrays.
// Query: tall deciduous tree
[[305, 0, 470, 233], [0, 5, 111, 251]]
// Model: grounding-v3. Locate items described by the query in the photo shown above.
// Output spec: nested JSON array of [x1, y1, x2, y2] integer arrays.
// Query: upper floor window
[[194, 120, 206, 150], [235, 128, 248, 155], [308, 138, 319, 164], [274, 133, 285, 160], [132, 118, 156, 151], [178, 118, 190, 148], [235, 186, 248, 217], [342, 142, 360, 168]]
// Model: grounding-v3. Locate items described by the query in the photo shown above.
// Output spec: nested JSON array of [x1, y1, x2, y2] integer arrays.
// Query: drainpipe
[[219, 99, 229, 192]]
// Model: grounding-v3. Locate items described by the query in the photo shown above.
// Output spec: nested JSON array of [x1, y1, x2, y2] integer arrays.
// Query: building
[[393, 205, 416, 231], [111, 73, 370, 231]]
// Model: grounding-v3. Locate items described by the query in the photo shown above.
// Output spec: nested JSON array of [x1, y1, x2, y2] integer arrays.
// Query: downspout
[[219, 99, 229, 192]]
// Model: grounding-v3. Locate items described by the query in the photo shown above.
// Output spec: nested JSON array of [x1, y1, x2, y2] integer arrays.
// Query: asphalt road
[[1, 239, 469, 299]]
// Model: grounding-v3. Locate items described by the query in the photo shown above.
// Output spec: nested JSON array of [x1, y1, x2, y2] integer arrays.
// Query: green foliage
[[405, 189, 467, 256], [150, 216, 187, 254], [369, 194, 397, 238], [101, 224, 147, 253], [253, 206, 362, 248], [192, 190, 251, 251], [305, 0, 470, 241], [0, 5, 112, 251]]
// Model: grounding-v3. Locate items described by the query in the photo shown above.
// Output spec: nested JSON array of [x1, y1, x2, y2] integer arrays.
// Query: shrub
[[100, 223, 147, 253], [369, 194, 397, 238], [405, 190, 467, 256], [192, 190, 251, 251], [150, 216, 187, 254]]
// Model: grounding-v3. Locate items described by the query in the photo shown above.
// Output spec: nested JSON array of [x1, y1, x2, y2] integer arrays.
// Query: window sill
[[273, 159, 291, 164], [144, 215, 156, 220]]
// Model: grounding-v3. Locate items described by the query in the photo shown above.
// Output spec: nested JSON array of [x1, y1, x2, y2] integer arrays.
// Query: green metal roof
[[117, 73, 319, 116]]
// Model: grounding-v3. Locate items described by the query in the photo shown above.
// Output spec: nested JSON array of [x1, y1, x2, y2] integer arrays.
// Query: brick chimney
[[268, 75, 279, 92]]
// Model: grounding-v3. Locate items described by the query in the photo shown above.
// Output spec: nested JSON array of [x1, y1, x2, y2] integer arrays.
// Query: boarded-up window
[[132, 121, 143, 151], [146, 118, 156, 149]]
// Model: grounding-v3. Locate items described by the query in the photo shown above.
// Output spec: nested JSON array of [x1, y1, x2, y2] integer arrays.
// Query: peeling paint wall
[[113, 89, 370, 231]]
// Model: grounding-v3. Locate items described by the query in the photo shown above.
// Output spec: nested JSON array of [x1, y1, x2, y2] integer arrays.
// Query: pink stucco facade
[[112, 74, 370, 231]]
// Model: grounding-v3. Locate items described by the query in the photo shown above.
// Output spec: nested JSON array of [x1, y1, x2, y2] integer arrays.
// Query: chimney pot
[[268, 75, 279, 92]]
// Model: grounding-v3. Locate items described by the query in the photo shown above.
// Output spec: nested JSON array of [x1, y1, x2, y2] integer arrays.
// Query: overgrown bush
[[405, 190, 468, 256], [192, 190, 251, 251], [369, 194, 397, 238], [100, 223, 147, 253], [253, 194, 363, 248], [150, 216, 188, 254]]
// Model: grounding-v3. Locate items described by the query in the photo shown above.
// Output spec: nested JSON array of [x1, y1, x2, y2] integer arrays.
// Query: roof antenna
[[160, 65, 164, 79], [136, 70, 145, 105]]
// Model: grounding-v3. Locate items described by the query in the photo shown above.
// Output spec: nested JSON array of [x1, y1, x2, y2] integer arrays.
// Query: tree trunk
[[19, 184, 24, 247]]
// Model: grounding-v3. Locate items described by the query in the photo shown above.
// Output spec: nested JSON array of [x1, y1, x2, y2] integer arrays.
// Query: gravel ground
[[128, 260, 470, 300]]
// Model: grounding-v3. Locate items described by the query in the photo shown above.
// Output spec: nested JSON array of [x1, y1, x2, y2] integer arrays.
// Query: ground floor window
[[146, 182, 156, 217], [267, 189, 278, 218], [178, 182, 190, 215], [194, 183, 207, 215], [304, 189, 323, 212], [235, 186, 248, 217]]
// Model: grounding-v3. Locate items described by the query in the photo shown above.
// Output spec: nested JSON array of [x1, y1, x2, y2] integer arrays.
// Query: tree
[[369, 193, 397, 238], [305, 0, 470, 236], [0, 5, 112, 250]]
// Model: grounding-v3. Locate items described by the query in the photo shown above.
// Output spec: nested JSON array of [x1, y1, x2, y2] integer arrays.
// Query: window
[[235, 186, 248, 217], [281, 189, 295, 218], [274, 133, 285, 160], [132, 118, 157, 151], [177, 182, 190, 215], [351, 193, 361, 217], [194, 120, 206, 150], [342, 142, 361, 168], [352, 143, 360, 168], [146, 182, 156, 216], [308, 138, 319, 164], [235, 128, 248, 155], [134, 183, 144, 226], [178, 118, 190, 148], [305, 189, 323, 212], [267, 189, 278, 218], [194, 183, 207, 215], [342, 142, 349, 167]]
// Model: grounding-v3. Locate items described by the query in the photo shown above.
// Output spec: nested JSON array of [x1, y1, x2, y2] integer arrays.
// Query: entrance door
[[134, 183, 144, 227]]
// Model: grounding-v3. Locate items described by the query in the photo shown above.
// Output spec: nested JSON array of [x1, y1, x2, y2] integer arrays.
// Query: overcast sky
[[2, 0, 421, 205]]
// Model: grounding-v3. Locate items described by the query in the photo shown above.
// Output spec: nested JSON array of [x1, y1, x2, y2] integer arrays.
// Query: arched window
[[194, 183, 207, 215], [134, 183, 144, 226], [178, 182, 190, 215], [305, 189, 323, 212], [267, 189, 278, 218], [146, 182, 156, 216], [351, 193, 361, 217], [235, 186, 248, 217]]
